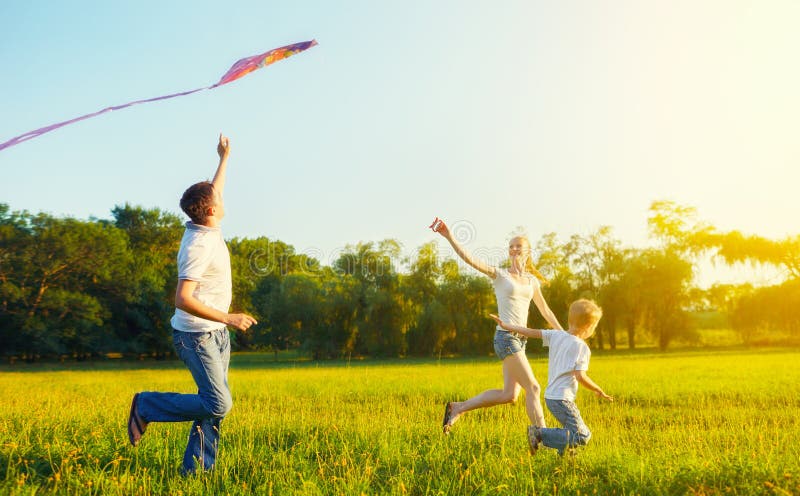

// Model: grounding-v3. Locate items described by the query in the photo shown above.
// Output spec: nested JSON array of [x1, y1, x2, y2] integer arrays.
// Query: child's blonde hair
[[511, 236, 548, 285], [568, 299, 603, 337]]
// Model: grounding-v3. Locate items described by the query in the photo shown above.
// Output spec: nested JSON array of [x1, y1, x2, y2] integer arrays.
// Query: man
[[127, 134, 257, 475]]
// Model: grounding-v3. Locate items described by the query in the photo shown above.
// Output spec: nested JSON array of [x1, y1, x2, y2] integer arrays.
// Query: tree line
[[1, 201, 798, 361]]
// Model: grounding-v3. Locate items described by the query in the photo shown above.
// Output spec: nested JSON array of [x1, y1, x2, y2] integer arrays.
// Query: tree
[[437, 261, 494, 355], [315, 269, 360, 358], [565, 227, 626, 349], [643, 201, 710, 350], [595, 245, 641, 350], [0, 206, 131, 358], [106, 204, 183, 355], [334, 240, 404, 357], [702, 231, 800, 281], [532, 232, 574, 329], [229, 236, 320, 349], [731, 280, 800, 344], [647, 200, 713, 255], [403, 242, 451, 356], [635, 249, 696, 350]]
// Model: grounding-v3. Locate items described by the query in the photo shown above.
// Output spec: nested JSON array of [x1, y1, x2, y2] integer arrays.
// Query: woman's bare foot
[[443, 402, 463, 433]]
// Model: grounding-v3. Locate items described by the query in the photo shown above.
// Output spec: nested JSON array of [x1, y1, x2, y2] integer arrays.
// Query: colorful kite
[[0, 40, 318, 152]]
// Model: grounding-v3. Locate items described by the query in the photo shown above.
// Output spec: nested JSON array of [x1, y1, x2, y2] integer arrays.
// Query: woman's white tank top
[[492, 268, 539, 329]]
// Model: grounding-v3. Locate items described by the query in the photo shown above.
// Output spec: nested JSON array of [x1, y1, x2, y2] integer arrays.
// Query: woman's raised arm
[[430, 217, 495, 278]]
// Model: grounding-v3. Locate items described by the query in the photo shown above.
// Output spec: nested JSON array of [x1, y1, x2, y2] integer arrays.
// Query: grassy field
[[1, 348, 799, 495]]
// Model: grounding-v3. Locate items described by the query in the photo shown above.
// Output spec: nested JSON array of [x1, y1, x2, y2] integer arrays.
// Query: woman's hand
[[429, 217, 450, 238], [429, 216, 495, 278]]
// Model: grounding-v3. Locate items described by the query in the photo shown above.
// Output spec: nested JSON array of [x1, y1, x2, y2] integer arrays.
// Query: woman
[[430, 217, 563, 433]]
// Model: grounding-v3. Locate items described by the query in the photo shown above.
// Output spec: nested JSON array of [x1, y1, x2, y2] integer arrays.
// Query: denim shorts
[[493, 329, 527, 360]]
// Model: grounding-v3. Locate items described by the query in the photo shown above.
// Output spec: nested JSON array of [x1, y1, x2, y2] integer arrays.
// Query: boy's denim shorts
[[493, 329, 527, 360]]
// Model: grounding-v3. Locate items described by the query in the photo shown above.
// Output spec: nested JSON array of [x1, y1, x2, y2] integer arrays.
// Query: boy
[[127, 134, 257, 475], [491, 299, 612, 455]]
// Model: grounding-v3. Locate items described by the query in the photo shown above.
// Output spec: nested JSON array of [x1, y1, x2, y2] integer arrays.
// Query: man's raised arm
[[212, 133, 231, 196]]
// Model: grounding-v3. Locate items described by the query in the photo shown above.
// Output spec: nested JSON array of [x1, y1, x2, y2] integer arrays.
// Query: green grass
[[2, 349, 799, 495]]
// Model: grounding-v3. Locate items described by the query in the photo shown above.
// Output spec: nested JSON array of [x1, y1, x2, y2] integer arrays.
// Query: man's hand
[[217, 133, 231, 160], [226, 313, 257, 331]]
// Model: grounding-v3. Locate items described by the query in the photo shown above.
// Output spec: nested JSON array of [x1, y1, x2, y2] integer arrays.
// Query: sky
[[1, 1, 798, 285]]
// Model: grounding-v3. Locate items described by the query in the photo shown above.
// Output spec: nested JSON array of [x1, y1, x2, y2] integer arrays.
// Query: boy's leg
[[181, 329, 232, 474], [539, 399, 592, 455]]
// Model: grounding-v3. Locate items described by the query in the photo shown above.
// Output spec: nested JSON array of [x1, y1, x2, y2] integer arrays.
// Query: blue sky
[[1, 1, 798, 284]]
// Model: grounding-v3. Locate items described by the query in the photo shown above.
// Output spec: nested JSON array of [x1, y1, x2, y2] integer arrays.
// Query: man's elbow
[[175, 293, 190, 311]]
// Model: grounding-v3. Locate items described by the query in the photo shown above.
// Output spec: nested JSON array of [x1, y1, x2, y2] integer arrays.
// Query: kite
[[0, 40, 318, 152]]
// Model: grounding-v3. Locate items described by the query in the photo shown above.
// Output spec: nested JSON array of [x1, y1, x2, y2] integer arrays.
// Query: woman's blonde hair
[[511, 236, 548, 285]]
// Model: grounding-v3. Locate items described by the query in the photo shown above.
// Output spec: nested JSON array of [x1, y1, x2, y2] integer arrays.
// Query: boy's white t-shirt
[[170, 222, 232, 333], [541, 329, 591, 401]]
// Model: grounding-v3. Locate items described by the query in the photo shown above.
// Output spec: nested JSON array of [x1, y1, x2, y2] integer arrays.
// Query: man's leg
[[136, 330, 227, 423], [182, 417, 222, 474], [181, 328, 232, 474]]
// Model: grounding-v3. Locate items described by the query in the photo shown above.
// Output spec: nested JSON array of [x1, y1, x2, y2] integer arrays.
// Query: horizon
[[0, 196, 785, 289]]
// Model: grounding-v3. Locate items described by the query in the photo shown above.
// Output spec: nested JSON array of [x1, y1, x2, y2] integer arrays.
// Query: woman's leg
[[450, 351, 544, 425], [509, 352, 546, 428]]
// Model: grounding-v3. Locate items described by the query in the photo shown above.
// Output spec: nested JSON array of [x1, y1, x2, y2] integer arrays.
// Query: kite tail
[[0, 86, 209, 152], [0, 39, 317, 153]]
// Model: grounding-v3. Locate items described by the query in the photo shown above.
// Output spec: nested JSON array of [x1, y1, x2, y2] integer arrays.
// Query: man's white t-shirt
[[541, 329, 591, 401], [170, 222, 232, 333]]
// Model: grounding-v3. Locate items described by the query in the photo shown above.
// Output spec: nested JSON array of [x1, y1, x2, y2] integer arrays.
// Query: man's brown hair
[[180, 181, 216, 224]]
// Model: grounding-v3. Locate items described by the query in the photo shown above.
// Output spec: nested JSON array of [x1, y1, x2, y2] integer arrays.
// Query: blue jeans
[[137, 328, 232, 474], [539, 399, 592, 455]]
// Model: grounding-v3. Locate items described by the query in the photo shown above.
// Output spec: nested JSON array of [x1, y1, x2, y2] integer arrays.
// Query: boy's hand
[[595, 390, 614, 402], [217, 133, 231, 159], [489, 314, 507, 329]]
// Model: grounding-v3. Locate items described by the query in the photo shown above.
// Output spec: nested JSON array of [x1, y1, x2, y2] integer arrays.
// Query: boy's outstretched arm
[[212, 134, 231, 196], [489, 314, 543, 339], [574, 370, 614, 401]]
